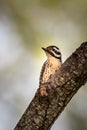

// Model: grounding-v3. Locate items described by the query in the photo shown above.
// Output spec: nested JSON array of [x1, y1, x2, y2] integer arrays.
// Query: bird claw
[[39, 86, 48, 96], [39, 81, 51, 96]]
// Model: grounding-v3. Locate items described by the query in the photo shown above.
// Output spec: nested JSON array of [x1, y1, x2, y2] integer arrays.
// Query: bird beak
[[42, 47, 47, 52]]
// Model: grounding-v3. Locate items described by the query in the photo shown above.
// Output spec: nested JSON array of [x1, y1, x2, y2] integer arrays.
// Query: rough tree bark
[[14, 42, 87, 130]]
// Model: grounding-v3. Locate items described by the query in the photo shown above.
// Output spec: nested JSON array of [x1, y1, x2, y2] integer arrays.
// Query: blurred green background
[[0, 0, 87, 130]]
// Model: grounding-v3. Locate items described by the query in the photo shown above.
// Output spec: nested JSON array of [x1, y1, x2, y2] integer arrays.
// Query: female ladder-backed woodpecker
[[39, 45, 62, 96]]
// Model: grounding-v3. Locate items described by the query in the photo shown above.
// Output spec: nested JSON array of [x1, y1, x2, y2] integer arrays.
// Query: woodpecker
[[39, 45, 62, 96]]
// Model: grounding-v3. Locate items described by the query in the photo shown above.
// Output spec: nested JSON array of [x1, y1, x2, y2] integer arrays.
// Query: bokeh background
[[0, 0, 87, 130]]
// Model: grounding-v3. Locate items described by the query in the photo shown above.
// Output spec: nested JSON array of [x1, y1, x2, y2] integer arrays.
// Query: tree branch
[[14, 42, 87, 130]]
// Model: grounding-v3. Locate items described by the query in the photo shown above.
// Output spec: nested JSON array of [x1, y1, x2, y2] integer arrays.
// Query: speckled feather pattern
[[39, 59, 62, 86]]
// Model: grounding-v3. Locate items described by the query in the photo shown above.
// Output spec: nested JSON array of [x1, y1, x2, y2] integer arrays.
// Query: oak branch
[[14, 42, 87, 130]]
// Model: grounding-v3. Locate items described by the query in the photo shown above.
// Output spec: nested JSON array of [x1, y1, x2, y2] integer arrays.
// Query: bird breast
[[40, 59, 61, 84]]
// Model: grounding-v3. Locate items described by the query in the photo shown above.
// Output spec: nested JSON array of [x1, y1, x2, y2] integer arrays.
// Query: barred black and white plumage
[[39, 45, 62, 86], [39, 45, 62, 95]]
